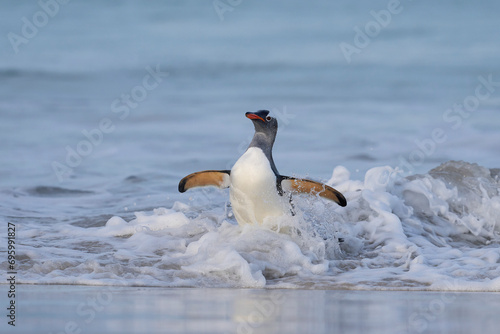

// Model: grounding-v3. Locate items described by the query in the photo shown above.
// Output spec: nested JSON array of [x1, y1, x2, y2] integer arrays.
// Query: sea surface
[[1, 0, 500, 290]]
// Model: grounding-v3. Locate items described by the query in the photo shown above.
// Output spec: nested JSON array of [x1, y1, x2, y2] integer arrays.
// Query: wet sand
[[3, 285, 500, 334]]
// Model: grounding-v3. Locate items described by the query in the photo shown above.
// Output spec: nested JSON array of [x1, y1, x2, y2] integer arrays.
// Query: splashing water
[[10, 161, 500, 291]]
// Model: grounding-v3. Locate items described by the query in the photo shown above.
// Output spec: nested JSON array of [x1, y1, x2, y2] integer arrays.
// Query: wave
[[26, 186, 94, 197], [12, 161, 500, 290]]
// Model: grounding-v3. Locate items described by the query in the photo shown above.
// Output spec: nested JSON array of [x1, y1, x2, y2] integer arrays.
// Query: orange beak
[[246, 113, 265, 122]]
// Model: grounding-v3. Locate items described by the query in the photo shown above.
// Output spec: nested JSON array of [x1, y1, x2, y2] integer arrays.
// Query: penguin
[[178, 110, 346, 226]]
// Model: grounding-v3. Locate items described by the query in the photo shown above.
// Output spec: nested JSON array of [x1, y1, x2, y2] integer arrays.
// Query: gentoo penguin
[[178, 110, 346, 226]]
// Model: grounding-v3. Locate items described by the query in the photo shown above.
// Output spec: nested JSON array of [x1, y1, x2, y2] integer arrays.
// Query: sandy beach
[[1, 284, 499, 334]]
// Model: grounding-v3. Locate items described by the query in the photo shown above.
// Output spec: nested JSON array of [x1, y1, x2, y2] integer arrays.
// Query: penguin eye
[[266, 116, 272, 121]]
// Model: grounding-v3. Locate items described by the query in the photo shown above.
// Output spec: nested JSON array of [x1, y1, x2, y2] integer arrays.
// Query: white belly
[[230, 147, 289, 225]]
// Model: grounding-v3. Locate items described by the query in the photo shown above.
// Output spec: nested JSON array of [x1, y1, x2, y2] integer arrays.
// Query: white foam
[[12, 161, 500, 290]]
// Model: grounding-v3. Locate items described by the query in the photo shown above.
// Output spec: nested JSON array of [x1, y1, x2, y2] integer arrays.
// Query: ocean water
[[1, 0, 500, 290]]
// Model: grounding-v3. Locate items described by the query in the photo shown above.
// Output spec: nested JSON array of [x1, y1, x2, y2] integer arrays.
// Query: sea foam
[[13, 161, 500, 290]]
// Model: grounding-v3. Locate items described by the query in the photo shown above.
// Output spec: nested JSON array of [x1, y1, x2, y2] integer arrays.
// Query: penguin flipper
[[280, 176, 347, 207], [178, 170, 231, 193]]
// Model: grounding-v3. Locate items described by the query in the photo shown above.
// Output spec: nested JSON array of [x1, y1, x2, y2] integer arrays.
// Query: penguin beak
[[246, 112, 265, 122]]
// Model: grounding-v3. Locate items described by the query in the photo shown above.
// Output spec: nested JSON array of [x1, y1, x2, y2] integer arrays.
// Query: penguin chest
[[229, 147, 288, 225]]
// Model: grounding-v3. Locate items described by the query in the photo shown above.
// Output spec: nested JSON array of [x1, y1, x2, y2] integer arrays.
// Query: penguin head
[[245, 110, 278, 136]]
